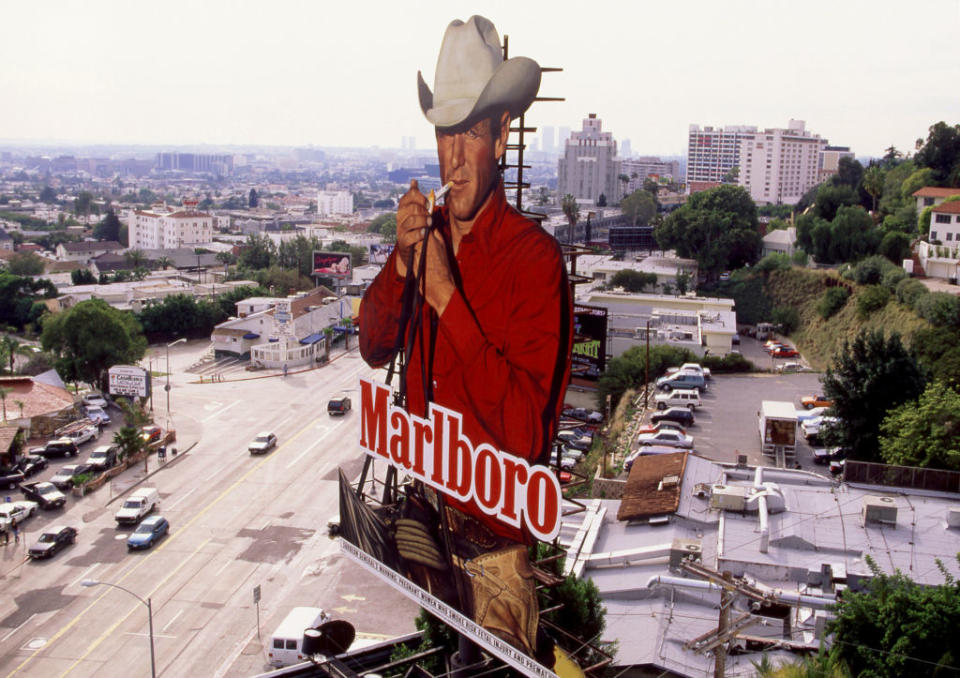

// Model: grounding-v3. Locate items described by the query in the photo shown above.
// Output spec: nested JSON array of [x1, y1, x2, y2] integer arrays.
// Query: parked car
[[770, 346, 799, 358], [654, 387, 701, 411], [651, 407, 695, 427], [17, 454, 48, 478], [1, 466, 25, 490], [85, 406, 111, 425], [636, 430, 694, 449], [557, 432, 592, 451], [636, 421, 687, 436], [127, 515, 169, 550], [65, 425, 98, 446], [39, 438, 80, 458], [20, 481, 67, 510], [140, 425, 163, 444], [802, 416, 840, 443], [86, 445, 118, 471], [763, 340, 787, 352], [0, 500, 38, 529], [49, 463, 94, 491], [28, 525, 77, 559], [624, 445, 682, 471], [81, 392, 108, 408], [801, 395, 833, 410], [327, 396, 352, 416], [561, 407, 603, 423], [248, 431, 278, 455], [776, 361, 808, 374], [795, 406, 830, 424], [813, 447, 847, 465]]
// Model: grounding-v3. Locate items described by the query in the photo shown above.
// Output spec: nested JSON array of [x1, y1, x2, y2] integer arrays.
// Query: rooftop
[[913, 186, 960, 198], [932, 201, 960, 215]]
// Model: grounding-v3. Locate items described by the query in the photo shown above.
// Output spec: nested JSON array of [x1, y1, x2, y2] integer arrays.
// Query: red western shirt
[[359, 183, 572, 542]]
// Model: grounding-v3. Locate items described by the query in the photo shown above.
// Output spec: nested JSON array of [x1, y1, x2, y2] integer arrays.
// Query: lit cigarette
[[427, 182, 454, 212]]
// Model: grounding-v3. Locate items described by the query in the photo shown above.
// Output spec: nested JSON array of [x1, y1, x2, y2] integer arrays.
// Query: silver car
[[635, 430, 694, 449]]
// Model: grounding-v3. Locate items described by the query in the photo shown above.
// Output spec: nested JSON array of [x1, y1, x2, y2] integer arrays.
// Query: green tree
[[821, 329, 926, 462], [827, 556, 960, 676], [248, 188, 259, 208], [597, 344, 698, 410], [368, 213, 397, 237], [137, 294, 226, 340], [620, 189, 657, 226], [215, 251, 236, 270], [654, 184, 761, 278], [328, 239, 367, 268], [74, 191, 95, 218], [124, 249, 147, 270], [7, 252, 46, 276], [856, 285, 891, 318], [834, 156, 864, 188], [39, 185, 57, 203], [113, 426, 146, 463], [609, 269, 658, 292], [238, 233, 276, 270], [862, 165, 886, 213], [596, 193, 607, 207], [915, 292, 960, 327], [878, 231, 911, 264], [878, 382, 960, 469], [814, 183, 859, 222], [93, 209, 122, 241], [0, 335, 33, 374], [817, 287, 850, 319], [561, 194, 579, 243], [277, 234, 323, 277], [71, 269, 97, 285], [914, 121, 960, 184], [40, 298, 147, 390]]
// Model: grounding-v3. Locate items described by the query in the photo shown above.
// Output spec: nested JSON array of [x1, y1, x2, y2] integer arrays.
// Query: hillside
[[761, 268, 933, 371]]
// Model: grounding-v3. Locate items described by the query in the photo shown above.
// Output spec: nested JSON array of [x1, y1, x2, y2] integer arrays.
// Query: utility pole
[[643, 320, 651, 411], [715, 571, 733, 678]]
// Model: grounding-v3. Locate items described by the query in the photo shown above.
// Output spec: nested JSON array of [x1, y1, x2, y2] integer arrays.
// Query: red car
[[636, 421, 687, 436], [770, 346, 799, 358]]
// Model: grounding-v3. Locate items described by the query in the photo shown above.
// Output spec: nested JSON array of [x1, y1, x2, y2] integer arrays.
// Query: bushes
[[817, 287, 850, 319], [852, 255, 898, 285], [702, 352, 752, 374], [772, 306, 801, 333], [882, 268, 907, 290], [856, 285, 891, 318], [915, 292, 960, 327], [896, 278, 930, 307]]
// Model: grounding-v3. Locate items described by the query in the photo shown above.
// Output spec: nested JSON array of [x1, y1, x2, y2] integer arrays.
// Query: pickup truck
[[1, 466, 25, 490], [21, 481, 67, 510]]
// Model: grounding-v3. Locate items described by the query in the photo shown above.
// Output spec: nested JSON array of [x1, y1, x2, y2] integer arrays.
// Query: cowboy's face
[[436, 112, 509, 224]]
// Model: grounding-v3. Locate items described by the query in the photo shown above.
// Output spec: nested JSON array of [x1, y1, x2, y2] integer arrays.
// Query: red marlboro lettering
[[358, 377, 561, 541]]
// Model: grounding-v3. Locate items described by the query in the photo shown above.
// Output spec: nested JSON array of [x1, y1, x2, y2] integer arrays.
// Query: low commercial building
[[762, 226, 797, 257]]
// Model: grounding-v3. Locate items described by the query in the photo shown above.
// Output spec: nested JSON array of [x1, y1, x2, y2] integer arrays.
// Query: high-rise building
[[557, 114, 621, 204], [155, 152, 234, 176], [317, 190, 354, 216], [558, 126, 571, 147], [620, 139, 632, 159], [541, 126, 555, 154], [687, 120, 828, 205]]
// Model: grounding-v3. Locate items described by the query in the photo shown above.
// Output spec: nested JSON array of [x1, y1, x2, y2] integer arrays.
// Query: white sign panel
[[108, 365, 150, 398]]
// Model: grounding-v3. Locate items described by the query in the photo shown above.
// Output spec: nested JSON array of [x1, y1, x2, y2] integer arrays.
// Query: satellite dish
[[301, 619, 356, 656]]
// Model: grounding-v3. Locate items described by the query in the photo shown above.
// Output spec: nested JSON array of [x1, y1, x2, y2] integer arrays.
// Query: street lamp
[[165, 337, 187, 422], [81, 579, 156, 678]]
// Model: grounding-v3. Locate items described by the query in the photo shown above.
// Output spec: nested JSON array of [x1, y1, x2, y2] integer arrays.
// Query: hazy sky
[[2, 0, 958, 158]]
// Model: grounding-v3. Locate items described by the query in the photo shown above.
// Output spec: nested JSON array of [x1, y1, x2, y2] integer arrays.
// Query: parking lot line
[[1, 614, 35, 643]]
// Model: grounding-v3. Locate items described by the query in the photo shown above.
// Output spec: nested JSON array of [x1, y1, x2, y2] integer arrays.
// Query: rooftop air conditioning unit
[[710, 484, 749, 511], [861, 495, 898, 526], [669, 538, 702, 569], [947, 507, 960, 528]]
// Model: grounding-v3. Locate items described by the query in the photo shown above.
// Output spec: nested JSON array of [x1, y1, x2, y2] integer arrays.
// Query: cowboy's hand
[[395, 179, 429, 279], [420, 228, 455, 316]]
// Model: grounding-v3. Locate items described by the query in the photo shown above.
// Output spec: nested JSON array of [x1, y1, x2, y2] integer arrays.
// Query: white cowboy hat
[[418, 15, 541, 129]]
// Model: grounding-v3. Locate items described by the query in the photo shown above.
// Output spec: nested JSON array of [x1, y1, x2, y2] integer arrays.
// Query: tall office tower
[[558, 126, 571, 147], [687, 119, 828, 205], [557, 114, 622, 204], [541, 126, 555, 154], [620, 139, 632, 159], [317, 190, 354, 216]]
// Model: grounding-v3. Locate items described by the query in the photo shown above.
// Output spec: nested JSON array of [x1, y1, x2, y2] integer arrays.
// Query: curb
[[104, 441, 199, 506], [188, 347, 359, 384]]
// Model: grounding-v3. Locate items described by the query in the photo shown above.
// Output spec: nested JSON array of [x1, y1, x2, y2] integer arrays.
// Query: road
[[0, 341, 419, 677]]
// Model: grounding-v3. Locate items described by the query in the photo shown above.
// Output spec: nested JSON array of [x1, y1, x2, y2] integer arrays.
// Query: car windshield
[[122, 500, 143, 509], [254, 436, 271, 443], [38, 485, 55, 494], [38, 533, 56, 543], [134, 523, 154, 534]]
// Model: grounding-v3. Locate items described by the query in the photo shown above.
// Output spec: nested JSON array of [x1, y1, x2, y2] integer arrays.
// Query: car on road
[[636, 430, 694, 449], [49, 463, 94, 491], [20, 481, 67, 509], [39, 438, 80, 458], [327, 396, 352, 416], [813, 447, 847, 465], [776, 361, 808, 374], [28, 525, 77, 559], [801, 394, 833, 410], [636, 421, 687, 436], [0, 500, 38, 529], [1, 466, 25, 489], [65, 425, 98, 446], [770, 346, 799, 358], [140, 425, 163, 444], [85, 406, 111, 425], [17, 454, 48, 478], [248, 431, 278, 455], [127, 515, 169, 550], [86, 445, 118, 471], [81, 392, 108, 408], [650, 407, 695, 427]]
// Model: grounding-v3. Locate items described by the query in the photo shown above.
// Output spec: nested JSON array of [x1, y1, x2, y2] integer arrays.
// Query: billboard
[[108, 365, 150, 398], [571, 304, 608, 380], [312, 251, 352, 278], [369, 243, 394, 265]]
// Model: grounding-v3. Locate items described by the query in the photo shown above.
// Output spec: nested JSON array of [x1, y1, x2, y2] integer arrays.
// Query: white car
[[802, 416, 840, 441], [795, 406, 829, 424], [82, 393, 108, 408], [636, 430, 695, 449], [248, 431, 278, 455], [0, 500, 39, 529], [65, 426, 97, 446], [776, 361, 808, 374]]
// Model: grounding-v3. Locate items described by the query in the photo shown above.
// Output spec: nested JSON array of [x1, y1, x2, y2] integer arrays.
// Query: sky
[[2, 0, 959, 159]]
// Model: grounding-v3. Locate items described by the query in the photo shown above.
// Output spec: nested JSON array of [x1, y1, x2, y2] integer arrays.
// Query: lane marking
[[202, 400, 240, 423], [10, 405, 330, 678], [1, 615, 36, 643], [213, 559, 232, 578], [161, 609, 183, 633], [166, 488, 196, 511], [69, 565, 99, 588]]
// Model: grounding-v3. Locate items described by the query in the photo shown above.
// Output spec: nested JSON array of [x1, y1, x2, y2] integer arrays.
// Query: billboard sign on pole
[[572, 304, 608, 380], [108, 365, 151, 398], [313, 251, 352, 279]]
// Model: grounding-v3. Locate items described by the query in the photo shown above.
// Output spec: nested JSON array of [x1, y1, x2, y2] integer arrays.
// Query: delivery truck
[[758, 401, 797, 460]]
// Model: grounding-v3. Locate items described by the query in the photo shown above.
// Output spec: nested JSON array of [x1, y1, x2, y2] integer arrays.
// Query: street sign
[[253, 585, 261, 604], [108, 365, 150, 398]]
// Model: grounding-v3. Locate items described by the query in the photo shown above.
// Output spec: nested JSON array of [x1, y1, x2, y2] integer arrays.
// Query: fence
[[843, 460, 960, 494]]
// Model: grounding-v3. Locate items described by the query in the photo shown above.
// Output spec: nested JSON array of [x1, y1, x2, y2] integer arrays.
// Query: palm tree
[[0, 386, 11, 422], [14, 400, 24, 419], [112, 426, 146, 463], [155, 256, 173, 271], [0, 336, 31, 374], [124, 248, 147, 270], [561, 194, 579, 244]]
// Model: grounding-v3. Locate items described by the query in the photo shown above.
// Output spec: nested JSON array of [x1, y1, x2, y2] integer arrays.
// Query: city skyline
[[2, 0, 958, 159]]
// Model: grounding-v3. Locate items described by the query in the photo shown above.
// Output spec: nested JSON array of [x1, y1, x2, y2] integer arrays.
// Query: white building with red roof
[[126, 201, 228, 250], [918, 200, 960, 280], [912, 186, 960, 214]]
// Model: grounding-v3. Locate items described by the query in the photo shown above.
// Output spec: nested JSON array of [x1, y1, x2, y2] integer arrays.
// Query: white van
[[654, 387, 702, 410], [115, 487, 159, 525], [268, 607, 330, 667]]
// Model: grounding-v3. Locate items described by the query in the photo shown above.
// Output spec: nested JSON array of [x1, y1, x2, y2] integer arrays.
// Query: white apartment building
[[557, 114, 621, 204], [620, 157, 682, 193], [687, 120, 828, 205], [819, 146, 855, 183], [126, 201, 221, 250], [317, 190, 354, 216]]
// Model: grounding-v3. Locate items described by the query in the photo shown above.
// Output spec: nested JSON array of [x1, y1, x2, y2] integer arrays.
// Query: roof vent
[[710, 484, 749, 511], [658, 474, 680, 491], [861, 495, 898, 527], [947, 507, 960, 528]]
